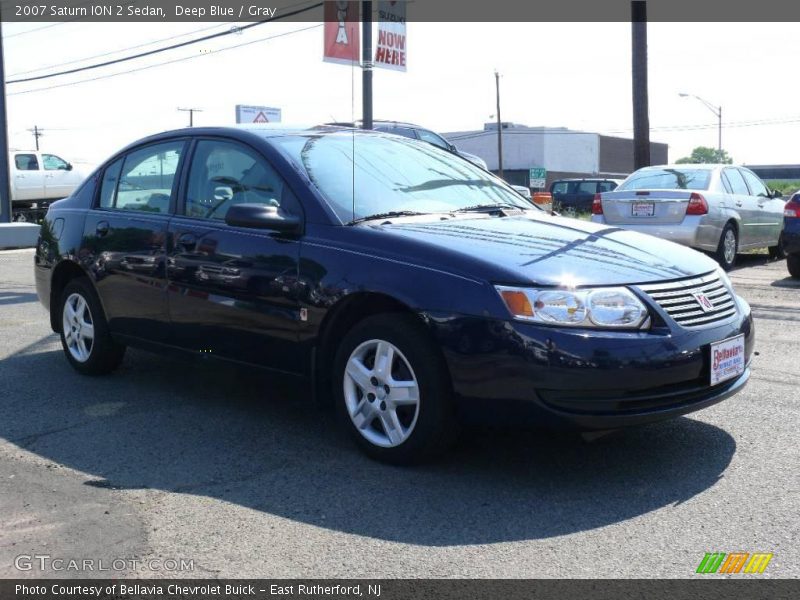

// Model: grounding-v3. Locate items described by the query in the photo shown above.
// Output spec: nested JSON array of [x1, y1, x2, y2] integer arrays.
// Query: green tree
[[675, 146, 733, 164]]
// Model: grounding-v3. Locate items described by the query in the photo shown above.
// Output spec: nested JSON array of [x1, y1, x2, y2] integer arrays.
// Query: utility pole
[[27, 125, 43, 151], [361, 1, 373, 130], [631, 1, 650, 169], [495, 70, 503, 179], [177, 107, 202, 127], [0, 21, 12, 224]]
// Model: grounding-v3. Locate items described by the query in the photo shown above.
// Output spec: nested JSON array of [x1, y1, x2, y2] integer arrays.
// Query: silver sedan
[[591, 164, 785, 269]]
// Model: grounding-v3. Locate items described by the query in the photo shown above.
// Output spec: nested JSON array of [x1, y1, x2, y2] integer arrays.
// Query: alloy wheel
[[343, 339, 420, 448], [62, 292, 95, 363], [724, 229, 737, 265]]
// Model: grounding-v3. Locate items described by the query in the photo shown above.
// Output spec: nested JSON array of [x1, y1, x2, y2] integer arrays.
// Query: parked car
[[783, 191, 800, 278], [591, 165, 785, 270], [550, 178, 624, 213], [9, 150, 87, 221], [511, 185, 532, 201], [36, 127, 753, 464], [326, 119, 489, 170]]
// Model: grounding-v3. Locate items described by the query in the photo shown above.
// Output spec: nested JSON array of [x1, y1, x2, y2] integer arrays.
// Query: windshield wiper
[[348, 210, 428, 225], [454, 203, 527, 214]]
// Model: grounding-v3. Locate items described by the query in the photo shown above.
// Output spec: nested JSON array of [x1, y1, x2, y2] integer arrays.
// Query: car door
[[12, 153, 45, 201], [166, 137, 304, 373], [82, 139, 187, 342], [41, 153, 78, 198], [722, 167, 759, 247], [739, 167, 783, 246]]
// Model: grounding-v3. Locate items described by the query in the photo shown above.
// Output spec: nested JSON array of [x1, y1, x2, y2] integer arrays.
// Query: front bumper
[[425, 296, 754, 429]]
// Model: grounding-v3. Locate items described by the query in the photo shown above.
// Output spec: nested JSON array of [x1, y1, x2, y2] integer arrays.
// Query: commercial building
[[444, 123, 669, 189]]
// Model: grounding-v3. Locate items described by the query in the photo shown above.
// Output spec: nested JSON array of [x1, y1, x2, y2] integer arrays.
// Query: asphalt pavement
[[0, 248, 798, 578]]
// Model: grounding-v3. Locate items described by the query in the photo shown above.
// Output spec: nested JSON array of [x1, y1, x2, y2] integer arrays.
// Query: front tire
[[715, 223, 738, 271], [333, 314, 457, 464], [788, 254, 800, 279], [58, 278, 125, 375]]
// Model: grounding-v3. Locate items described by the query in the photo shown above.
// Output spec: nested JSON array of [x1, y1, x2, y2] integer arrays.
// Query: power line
[[5, 1, 323, 85], [8, 24, 323, 96], [1, 0, 113, 39], [6, 22, 233, 77]]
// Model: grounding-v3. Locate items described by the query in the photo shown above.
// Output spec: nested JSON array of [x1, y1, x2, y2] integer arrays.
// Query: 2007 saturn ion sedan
[[35, 126, 754, 464]]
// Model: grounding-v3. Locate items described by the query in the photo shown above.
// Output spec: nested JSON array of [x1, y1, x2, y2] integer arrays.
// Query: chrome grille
[[638, 272, 737, 328]]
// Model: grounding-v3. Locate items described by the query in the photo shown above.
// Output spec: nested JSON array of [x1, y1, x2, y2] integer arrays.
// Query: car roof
[[640, 164, 729, 171], [327, 119, 425, 129], [553, 177, 624, 182]]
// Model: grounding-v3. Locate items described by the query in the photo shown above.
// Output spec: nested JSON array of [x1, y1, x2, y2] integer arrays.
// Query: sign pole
[[362, 1, 373, 130], [0, 22, 12, 224]]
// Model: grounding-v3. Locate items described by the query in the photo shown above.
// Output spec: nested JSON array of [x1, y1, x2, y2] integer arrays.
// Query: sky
[[2, 20, 799, 170]]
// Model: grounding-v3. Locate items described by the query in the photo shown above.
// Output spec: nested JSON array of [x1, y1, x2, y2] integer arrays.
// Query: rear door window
[[112, 141, 185, 213], [551, 181, 569, 194], [14, 154, 39, 171], [376, 126, 418, 140], [724, 168, 750, 196], [416, 129, 451, 150], [739, 169, 769, 198], [597, 181, 616, 192], [576, 181, 598, 194]]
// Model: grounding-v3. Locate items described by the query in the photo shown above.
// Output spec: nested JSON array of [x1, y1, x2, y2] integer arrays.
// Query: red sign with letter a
[[324, 1, 361, 65]]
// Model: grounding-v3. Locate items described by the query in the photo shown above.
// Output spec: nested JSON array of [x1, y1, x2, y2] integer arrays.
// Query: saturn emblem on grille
[[692, 292, 715, 312]]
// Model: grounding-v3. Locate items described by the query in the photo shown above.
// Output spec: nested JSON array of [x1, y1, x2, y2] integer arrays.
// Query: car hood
[[376, 213, 720, 286]]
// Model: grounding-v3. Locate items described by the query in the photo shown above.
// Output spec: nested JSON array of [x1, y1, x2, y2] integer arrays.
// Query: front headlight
[[495, 285, 649, 329]]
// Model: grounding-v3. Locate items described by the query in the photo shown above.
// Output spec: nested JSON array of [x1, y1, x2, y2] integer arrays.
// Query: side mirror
[[449, 143, 458, 153], [771, 189, 783, 199], [224, 203, 301, 234], [66, 163, 73, 171]]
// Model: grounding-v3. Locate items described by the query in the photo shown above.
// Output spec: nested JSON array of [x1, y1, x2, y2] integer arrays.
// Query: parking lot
[[0, 247, 798, 578]]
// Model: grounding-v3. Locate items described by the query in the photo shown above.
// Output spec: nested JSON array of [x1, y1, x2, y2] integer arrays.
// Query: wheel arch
[[313, 291, 448, 403], [49, 260, 93, 332]]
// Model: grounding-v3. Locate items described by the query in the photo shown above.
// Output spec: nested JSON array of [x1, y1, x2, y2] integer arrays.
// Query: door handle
[[95, 221, 110, 237], [176, 232, 196, 251], [735, 201, 743, 207]]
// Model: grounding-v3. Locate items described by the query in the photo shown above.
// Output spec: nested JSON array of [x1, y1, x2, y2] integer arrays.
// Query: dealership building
[[444, 123, 669, 189]]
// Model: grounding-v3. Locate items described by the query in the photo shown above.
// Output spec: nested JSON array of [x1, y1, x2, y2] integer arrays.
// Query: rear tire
[[58, 278, 125, 375], [715, 223, 738, 271], [788, 254, 800, 279], [333, 313, 457, 465]]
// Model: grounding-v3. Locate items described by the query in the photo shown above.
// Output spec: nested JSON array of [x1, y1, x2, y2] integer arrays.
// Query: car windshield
[[270, 132, 531, 223], [618, 168, 711, 191]]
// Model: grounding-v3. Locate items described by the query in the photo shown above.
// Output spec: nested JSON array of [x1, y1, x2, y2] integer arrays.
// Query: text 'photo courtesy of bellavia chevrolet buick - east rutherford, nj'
[[34, 127, 757, 464]]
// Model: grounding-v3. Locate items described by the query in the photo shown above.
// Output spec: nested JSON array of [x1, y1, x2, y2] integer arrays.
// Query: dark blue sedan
[[34, 126, 754, 464], [784, 192, 800, 278]]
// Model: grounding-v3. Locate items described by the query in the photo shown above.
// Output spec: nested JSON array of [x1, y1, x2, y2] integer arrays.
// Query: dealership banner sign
[[374, 1, 407, 71], [323, 1, 361, 65]]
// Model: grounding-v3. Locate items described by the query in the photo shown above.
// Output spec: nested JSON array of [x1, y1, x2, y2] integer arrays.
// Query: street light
[[679, 92, 722, 153]]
